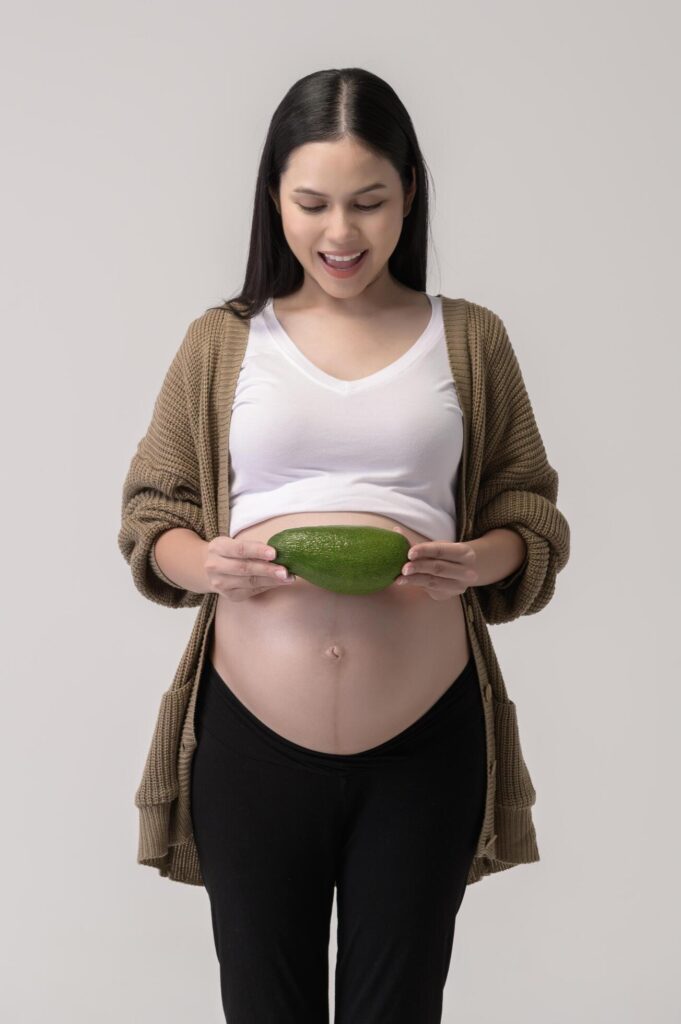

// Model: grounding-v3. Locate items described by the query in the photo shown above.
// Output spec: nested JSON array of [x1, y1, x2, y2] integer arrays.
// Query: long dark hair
[[205, 67, 435, 321]]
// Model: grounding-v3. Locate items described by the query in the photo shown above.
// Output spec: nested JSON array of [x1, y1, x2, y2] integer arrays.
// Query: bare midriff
[[209, 290, 472, 754], [210, 510, 472, 754]]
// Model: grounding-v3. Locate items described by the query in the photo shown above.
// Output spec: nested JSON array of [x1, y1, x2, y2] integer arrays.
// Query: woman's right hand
[[204, 536, 297, 601]]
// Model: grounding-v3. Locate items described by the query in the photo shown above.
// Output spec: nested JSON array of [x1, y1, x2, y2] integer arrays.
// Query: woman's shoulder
[[440, 295, 510, 353], [184, 301, 250, 349], [444, 294, 507, 329]]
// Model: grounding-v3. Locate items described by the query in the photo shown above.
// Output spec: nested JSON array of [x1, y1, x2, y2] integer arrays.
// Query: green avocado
[[267, 525, 410, 595]]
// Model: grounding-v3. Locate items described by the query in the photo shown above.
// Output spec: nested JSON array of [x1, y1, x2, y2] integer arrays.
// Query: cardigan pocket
[[134, 678, 196, 807], [492, 696, 536, 807]]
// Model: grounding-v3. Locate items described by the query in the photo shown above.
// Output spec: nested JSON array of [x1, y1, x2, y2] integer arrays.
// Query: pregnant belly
[[210, 510, 473, 755]]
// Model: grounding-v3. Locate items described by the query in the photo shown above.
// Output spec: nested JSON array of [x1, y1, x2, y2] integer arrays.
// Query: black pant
[[190, 649, 487, 1024]]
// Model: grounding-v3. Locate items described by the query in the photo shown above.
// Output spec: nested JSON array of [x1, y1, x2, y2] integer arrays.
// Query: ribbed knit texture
[[118, 295, 570, 886]]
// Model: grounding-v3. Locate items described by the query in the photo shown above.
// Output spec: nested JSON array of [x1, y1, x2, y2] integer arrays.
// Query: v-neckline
[[262, 294, 441, 393]]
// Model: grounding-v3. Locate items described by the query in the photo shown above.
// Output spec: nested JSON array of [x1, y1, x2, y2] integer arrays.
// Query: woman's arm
[[472, 311, 570, 624], [469, 527, 528, 588], [118, 319, 207, 608], [153, 528, 211, 595]]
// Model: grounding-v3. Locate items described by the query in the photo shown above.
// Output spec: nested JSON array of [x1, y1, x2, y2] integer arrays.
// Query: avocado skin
[[267, 525, 410, 595]]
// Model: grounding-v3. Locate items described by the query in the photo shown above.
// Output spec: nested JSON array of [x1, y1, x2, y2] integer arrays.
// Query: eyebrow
[[291, 182, 388, 197]]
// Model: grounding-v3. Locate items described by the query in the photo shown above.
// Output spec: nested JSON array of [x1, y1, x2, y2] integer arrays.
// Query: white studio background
[[1, 1, 678, 1021]]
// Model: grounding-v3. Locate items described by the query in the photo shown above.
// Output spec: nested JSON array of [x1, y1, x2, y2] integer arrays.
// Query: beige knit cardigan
[[118, 295, 570, 887]]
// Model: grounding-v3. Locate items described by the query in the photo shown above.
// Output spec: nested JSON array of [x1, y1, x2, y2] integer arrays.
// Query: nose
[[323, 209, 363, 243]]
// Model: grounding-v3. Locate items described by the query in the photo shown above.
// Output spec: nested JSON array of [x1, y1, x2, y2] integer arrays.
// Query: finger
[[407, 542, 474, 562], [222, 555, 294, 581], [213, 565, 296, 593], [394, 572, 471, 597], [402, 558, 478, 583], [222, 537, 279, 562]]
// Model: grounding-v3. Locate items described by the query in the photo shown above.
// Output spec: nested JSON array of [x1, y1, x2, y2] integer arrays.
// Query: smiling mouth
[[319, 250, 367, 267]]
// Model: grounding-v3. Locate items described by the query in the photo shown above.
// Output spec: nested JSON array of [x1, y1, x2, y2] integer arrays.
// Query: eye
[[298, 202, 385, 214]]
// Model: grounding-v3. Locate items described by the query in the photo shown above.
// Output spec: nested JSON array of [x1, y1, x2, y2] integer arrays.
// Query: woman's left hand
[[390, 526, 479, 601]]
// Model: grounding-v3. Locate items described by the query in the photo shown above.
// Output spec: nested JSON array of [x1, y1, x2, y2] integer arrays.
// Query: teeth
[[323, 251, 363, 263]]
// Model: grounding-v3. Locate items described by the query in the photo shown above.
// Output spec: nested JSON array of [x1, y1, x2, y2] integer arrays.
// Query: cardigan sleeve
[[117, 322, 207, 609], [472, 312, 570, 625]]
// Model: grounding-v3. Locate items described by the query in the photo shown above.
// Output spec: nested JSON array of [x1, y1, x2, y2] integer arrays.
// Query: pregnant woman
[[118, 67, 570, 1024]]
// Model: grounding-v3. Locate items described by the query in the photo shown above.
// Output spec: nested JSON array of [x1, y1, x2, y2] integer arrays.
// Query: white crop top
[[227, 293, 464, 541]]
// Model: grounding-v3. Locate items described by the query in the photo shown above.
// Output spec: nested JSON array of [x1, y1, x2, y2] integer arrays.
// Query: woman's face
[[272, 136, 415, 302]]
